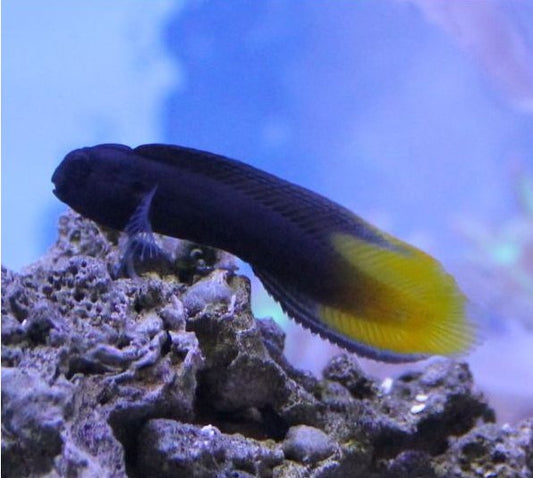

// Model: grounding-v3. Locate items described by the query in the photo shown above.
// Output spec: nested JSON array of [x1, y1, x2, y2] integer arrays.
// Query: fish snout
[[52, 149, 92, 202]]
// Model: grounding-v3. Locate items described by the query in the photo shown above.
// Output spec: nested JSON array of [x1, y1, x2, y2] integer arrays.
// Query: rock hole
[[133, 300, 143, 314], [66, 356, 110, 379], [160, 332, 172, 357], [492, 450, 506, 463], [107, 409, 154, 477], [194, 389, 289, 442], [41, 285, 53, 296]]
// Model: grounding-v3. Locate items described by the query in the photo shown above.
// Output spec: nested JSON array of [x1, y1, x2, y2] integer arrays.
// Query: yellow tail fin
[[321, 233, 476, 357]]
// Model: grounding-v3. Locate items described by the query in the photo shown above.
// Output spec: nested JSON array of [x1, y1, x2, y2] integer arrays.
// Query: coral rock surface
[[2, 211, 532, 477]]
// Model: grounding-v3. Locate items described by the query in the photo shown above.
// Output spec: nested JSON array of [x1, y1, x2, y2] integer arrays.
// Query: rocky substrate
[[2, 211, 532, 478]]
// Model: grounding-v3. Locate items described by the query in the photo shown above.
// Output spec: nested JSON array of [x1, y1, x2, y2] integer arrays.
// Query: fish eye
[[190, 248, 204, 260]]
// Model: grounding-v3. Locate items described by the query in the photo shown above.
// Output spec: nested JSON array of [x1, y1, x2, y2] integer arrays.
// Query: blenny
[[52, 144, 475, 362]]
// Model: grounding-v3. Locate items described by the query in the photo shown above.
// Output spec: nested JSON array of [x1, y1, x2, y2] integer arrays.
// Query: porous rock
[[1, 210, 532, 478], [137, 419, 283, 477], [434, 419, 533, 478]]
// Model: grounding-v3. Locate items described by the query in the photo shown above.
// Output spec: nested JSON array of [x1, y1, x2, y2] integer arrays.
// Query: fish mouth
[[51, 164, 66, 200]]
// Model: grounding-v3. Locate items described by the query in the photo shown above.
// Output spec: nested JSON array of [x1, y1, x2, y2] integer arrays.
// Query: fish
[[52, 143, 475, 362]]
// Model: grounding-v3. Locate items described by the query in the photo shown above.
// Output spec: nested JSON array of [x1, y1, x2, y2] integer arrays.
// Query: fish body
[[52, 144, 474, 362]]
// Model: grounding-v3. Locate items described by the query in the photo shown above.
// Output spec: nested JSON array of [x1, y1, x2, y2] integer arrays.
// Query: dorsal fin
[[134, 144, 394, 249]]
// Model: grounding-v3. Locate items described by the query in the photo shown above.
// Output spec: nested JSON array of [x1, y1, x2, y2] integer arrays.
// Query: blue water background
[[3, 0, 533, 423]]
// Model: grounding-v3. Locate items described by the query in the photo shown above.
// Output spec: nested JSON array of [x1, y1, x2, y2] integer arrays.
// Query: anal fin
[[252, 266, 426, 363]]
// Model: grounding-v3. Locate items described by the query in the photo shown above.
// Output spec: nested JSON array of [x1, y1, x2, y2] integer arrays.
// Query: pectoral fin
[[116, 186, 165, 278]]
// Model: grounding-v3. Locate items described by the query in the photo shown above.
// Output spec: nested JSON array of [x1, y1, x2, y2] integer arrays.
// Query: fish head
[[52, 144, 154, 231]]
